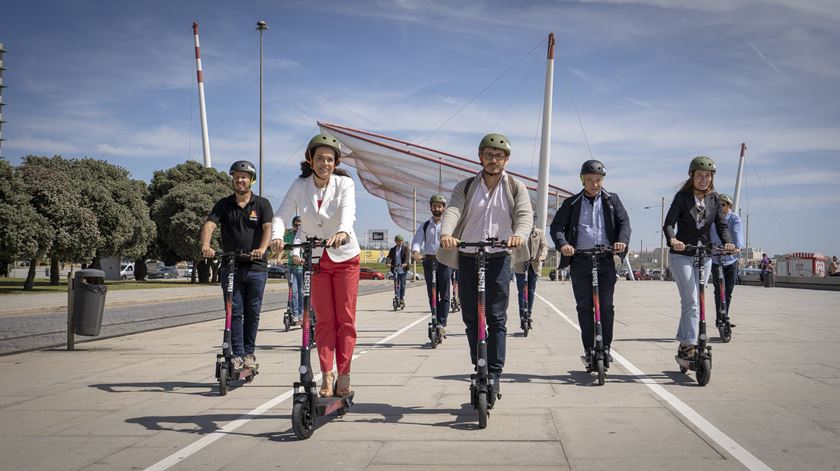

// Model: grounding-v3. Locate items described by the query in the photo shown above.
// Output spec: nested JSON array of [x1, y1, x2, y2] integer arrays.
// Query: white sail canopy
[[318, 122, 573, 231]]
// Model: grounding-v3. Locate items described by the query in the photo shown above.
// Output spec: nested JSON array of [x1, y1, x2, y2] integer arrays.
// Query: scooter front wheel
[[477, 391, 488, 429], [696, 358, 712, 386], [284, 315, 291, 332], [429, 329, 438, 349], [596, 359, 606, 386], [292, 401, 315, 439], [218, 367, 229, 396], [718, 324, 732, 343]]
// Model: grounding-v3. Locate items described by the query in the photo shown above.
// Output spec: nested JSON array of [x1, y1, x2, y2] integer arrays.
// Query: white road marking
[[536, 292, 773, 471], [144, 315, 427, 471]]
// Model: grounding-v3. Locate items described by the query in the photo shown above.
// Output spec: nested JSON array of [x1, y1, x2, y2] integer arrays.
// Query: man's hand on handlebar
[[560, 244, 575, 257], [440, 235, 458, 249], [269, 238, 284, 253], [250, 248, 266, 260], [506, 235, 523, 248], [202, 245, 216, 259], [613, 242, 627, 253]]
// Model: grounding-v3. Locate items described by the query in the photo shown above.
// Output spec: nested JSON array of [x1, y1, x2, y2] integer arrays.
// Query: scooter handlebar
[[575, 245, 615, 256], [216, 250, 263, 261], [457, 238, 510, 249], [282, 238, 347, 250]]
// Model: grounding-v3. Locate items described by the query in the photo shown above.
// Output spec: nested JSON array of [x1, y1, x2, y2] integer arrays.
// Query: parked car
[[649, 269, 664, 281], [119, 263, 135, 280], [148, 265, 179, 279], [184, 263, 194, 278], [737, 267, 761, 285], [359, 267, 386, 280], [267, 265, 286, 279]]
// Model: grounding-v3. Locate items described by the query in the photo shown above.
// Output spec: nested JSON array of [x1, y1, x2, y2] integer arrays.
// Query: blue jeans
[[670, 252, 711, 345], [288, 266, 304, 317], [514, 266, 538, 318], [458, 253, 510, 379], [422, 258, 452, 326], [220, 267, 267, 357], [393, 271, 407, 299]]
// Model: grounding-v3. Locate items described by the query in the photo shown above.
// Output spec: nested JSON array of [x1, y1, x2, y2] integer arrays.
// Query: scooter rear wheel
[[477, 391, 489, 429], [429, 329, 438, 349], [596, 359, 606, 386], [218, 367, 229, 396], [696, 358, 712, 386], [284, 315, 291, 332], [292, 401, 315, 439]]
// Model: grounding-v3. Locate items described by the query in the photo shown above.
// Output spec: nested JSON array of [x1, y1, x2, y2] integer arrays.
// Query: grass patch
[[0, 277, 220, 294]]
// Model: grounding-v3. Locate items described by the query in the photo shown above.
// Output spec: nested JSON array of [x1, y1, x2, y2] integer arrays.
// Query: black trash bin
[[73, 269, 107, 336]]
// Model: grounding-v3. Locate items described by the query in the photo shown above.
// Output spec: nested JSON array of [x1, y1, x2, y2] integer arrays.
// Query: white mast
[[732, 142, 746, 215], [193, 22, 212, 168], [536, 33, 555, 230]]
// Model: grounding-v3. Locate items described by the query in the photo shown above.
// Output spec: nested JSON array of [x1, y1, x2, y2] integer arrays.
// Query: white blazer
[[271, 174, 361, 262]]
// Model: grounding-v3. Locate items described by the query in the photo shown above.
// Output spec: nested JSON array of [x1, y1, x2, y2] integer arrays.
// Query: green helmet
[[429, 194, 447, 205], [394, 234, 404, 242], [689, 155, 716, 174], [479, 133, 511, 156], [307, 134, 342, 159], [719, 193, 733, 205]]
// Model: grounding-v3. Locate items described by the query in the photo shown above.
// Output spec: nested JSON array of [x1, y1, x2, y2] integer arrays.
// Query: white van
[[120, 263, 135, 280]]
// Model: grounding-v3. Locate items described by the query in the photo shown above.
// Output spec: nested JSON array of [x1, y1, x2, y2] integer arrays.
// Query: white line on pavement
[[535, 292, 773, 471], [144, 314, 428, 471]]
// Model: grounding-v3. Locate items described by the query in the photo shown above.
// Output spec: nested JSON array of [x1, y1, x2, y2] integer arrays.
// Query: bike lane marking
[[536, 292, 773, 471], [144, 314, 427, 471]]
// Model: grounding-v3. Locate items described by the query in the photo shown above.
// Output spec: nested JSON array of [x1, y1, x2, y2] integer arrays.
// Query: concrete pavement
[[0, 279, 838, 470]]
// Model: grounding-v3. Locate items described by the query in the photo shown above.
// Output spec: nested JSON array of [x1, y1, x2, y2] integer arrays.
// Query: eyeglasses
[[481, 152, 507, 161]]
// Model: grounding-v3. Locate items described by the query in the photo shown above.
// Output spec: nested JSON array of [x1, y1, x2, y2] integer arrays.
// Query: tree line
[[0, 156, 230, 289]]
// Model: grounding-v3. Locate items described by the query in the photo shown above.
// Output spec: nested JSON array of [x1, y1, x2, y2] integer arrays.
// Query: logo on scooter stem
[[478, 267, 485, 291], [303, 271, 311, 295]]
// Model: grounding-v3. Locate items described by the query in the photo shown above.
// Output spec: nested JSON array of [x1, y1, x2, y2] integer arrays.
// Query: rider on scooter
[[549, 160, 631, 364], [201, 160, 273, 371], [386, 235, 409, 307], [411, 194, 453, 333], [710, 193, 743, 324], [285, 216, 304, 322]]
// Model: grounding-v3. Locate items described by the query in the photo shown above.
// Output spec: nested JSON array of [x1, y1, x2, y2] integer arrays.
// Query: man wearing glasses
[[710, 194, 743, 322], [438, 133, 533, 399], [284, 215, 304, 322]]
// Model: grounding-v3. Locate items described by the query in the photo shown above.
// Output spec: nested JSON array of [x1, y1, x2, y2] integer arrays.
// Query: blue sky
[[1, 0, 838, 258]]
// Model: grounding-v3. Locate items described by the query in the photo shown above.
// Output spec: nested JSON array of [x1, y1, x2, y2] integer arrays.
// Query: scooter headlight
[[477, 358, 486, 367], [222, 342, 229, 349], [595, 335, 603, 342], [299, 365, 308, 375]]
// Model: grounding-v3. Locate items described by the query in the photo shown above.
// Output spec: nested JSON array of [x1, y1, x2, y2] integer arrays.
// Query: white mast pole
[[193, 22, 212, 168], [732, 142, 746, 215], [535, 33, 555, 230]]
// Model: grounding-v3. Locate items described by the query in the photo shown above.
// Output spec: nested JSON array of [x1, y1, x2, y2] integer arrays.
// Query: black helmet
[[580, 159, 606, 176], [230, 160, 257, 180], [292, 215, 301, 223]]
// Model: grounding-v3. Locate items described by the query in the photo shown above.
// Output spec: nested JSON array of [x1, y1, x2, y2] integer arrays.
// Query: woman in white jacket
[[270, 134, 361, 397]]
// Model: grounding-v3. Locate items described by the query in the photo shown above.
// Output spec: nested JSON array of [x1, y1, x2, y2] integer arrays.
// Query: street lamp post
[[256, 20, 269, 197], [644, 197, 666, 275]]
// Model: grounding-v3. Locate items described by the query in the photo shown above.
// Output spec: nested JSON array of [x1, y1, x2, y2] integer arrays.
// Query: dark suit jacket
[[549, 189, 631, 269], [663, 190, 732, 255]]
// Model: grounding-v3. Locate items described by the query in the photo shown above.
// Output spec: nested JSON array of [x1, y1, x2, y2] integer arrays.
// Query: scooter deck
[[316, 391, 354, 416], [234, 365, 258, 382], [675, 356, 695, 370]]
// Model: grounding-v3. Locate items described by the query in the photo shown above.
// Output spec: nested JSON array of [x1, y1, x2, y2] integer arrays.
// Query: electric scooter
[[427, 258, 444, 348], [575, 245, 615, 386], [712, 251, 735, 343], [214, 251, 260, 396], [391, 269, 403, 311], [284, 237, 354, 439], [283, 271, 297, 332], [520, 261, 533, 337], [458, 237, 508, 429], [675, 243, 714, 386]]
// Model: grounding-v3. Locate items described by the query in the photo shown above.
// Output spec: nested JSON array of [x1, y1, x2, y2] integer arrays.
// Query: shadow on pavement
[[125, 413, 289, 435], [90, 381, 222, 396]]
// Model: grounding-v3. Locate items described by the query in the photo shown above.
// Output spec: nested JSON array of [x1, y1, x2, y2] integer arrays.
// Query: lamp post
[[644, 196, 666, 274], [256, 20, 269, 196]]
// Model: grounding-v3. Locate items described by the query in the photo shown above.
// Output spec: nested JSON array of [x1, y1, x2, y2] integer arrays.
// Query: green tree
[[18, 156, 100, 290], [0, 159, 52, 280], [148, 161, 229, 283]]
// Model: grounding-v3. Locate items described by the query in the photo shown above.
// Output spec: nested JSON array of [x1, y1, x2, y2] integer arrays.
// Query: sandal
[[319, 371, 335, 397], [336, 374, 352, 397], [677, 345, 696, 359]]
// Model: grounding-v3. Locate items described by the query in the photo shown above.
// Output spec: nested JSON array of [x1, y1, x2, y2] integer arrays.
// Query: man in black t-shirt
[[200, 160, 273, 370]]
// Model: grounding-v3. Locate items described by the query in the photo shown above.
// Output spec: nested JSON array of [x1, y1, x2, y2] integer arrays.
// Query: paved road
[[0, 280, 838, 470]]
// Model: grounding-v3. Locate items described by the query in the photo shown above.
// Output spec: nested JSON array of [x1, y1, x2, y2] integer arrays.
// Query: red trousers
[[313, 251, 360, 374]]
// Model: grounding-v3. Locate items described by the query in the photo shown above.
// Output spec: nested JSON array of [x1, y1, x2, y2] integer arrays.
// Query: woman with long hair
[[663, 156, 735, 360], [270, 134, 361, 397]]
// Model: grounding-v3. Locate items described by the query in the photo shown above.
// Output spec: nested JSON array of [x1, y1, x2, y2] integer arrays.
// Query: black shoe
[[604, 348, 613, 364]]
